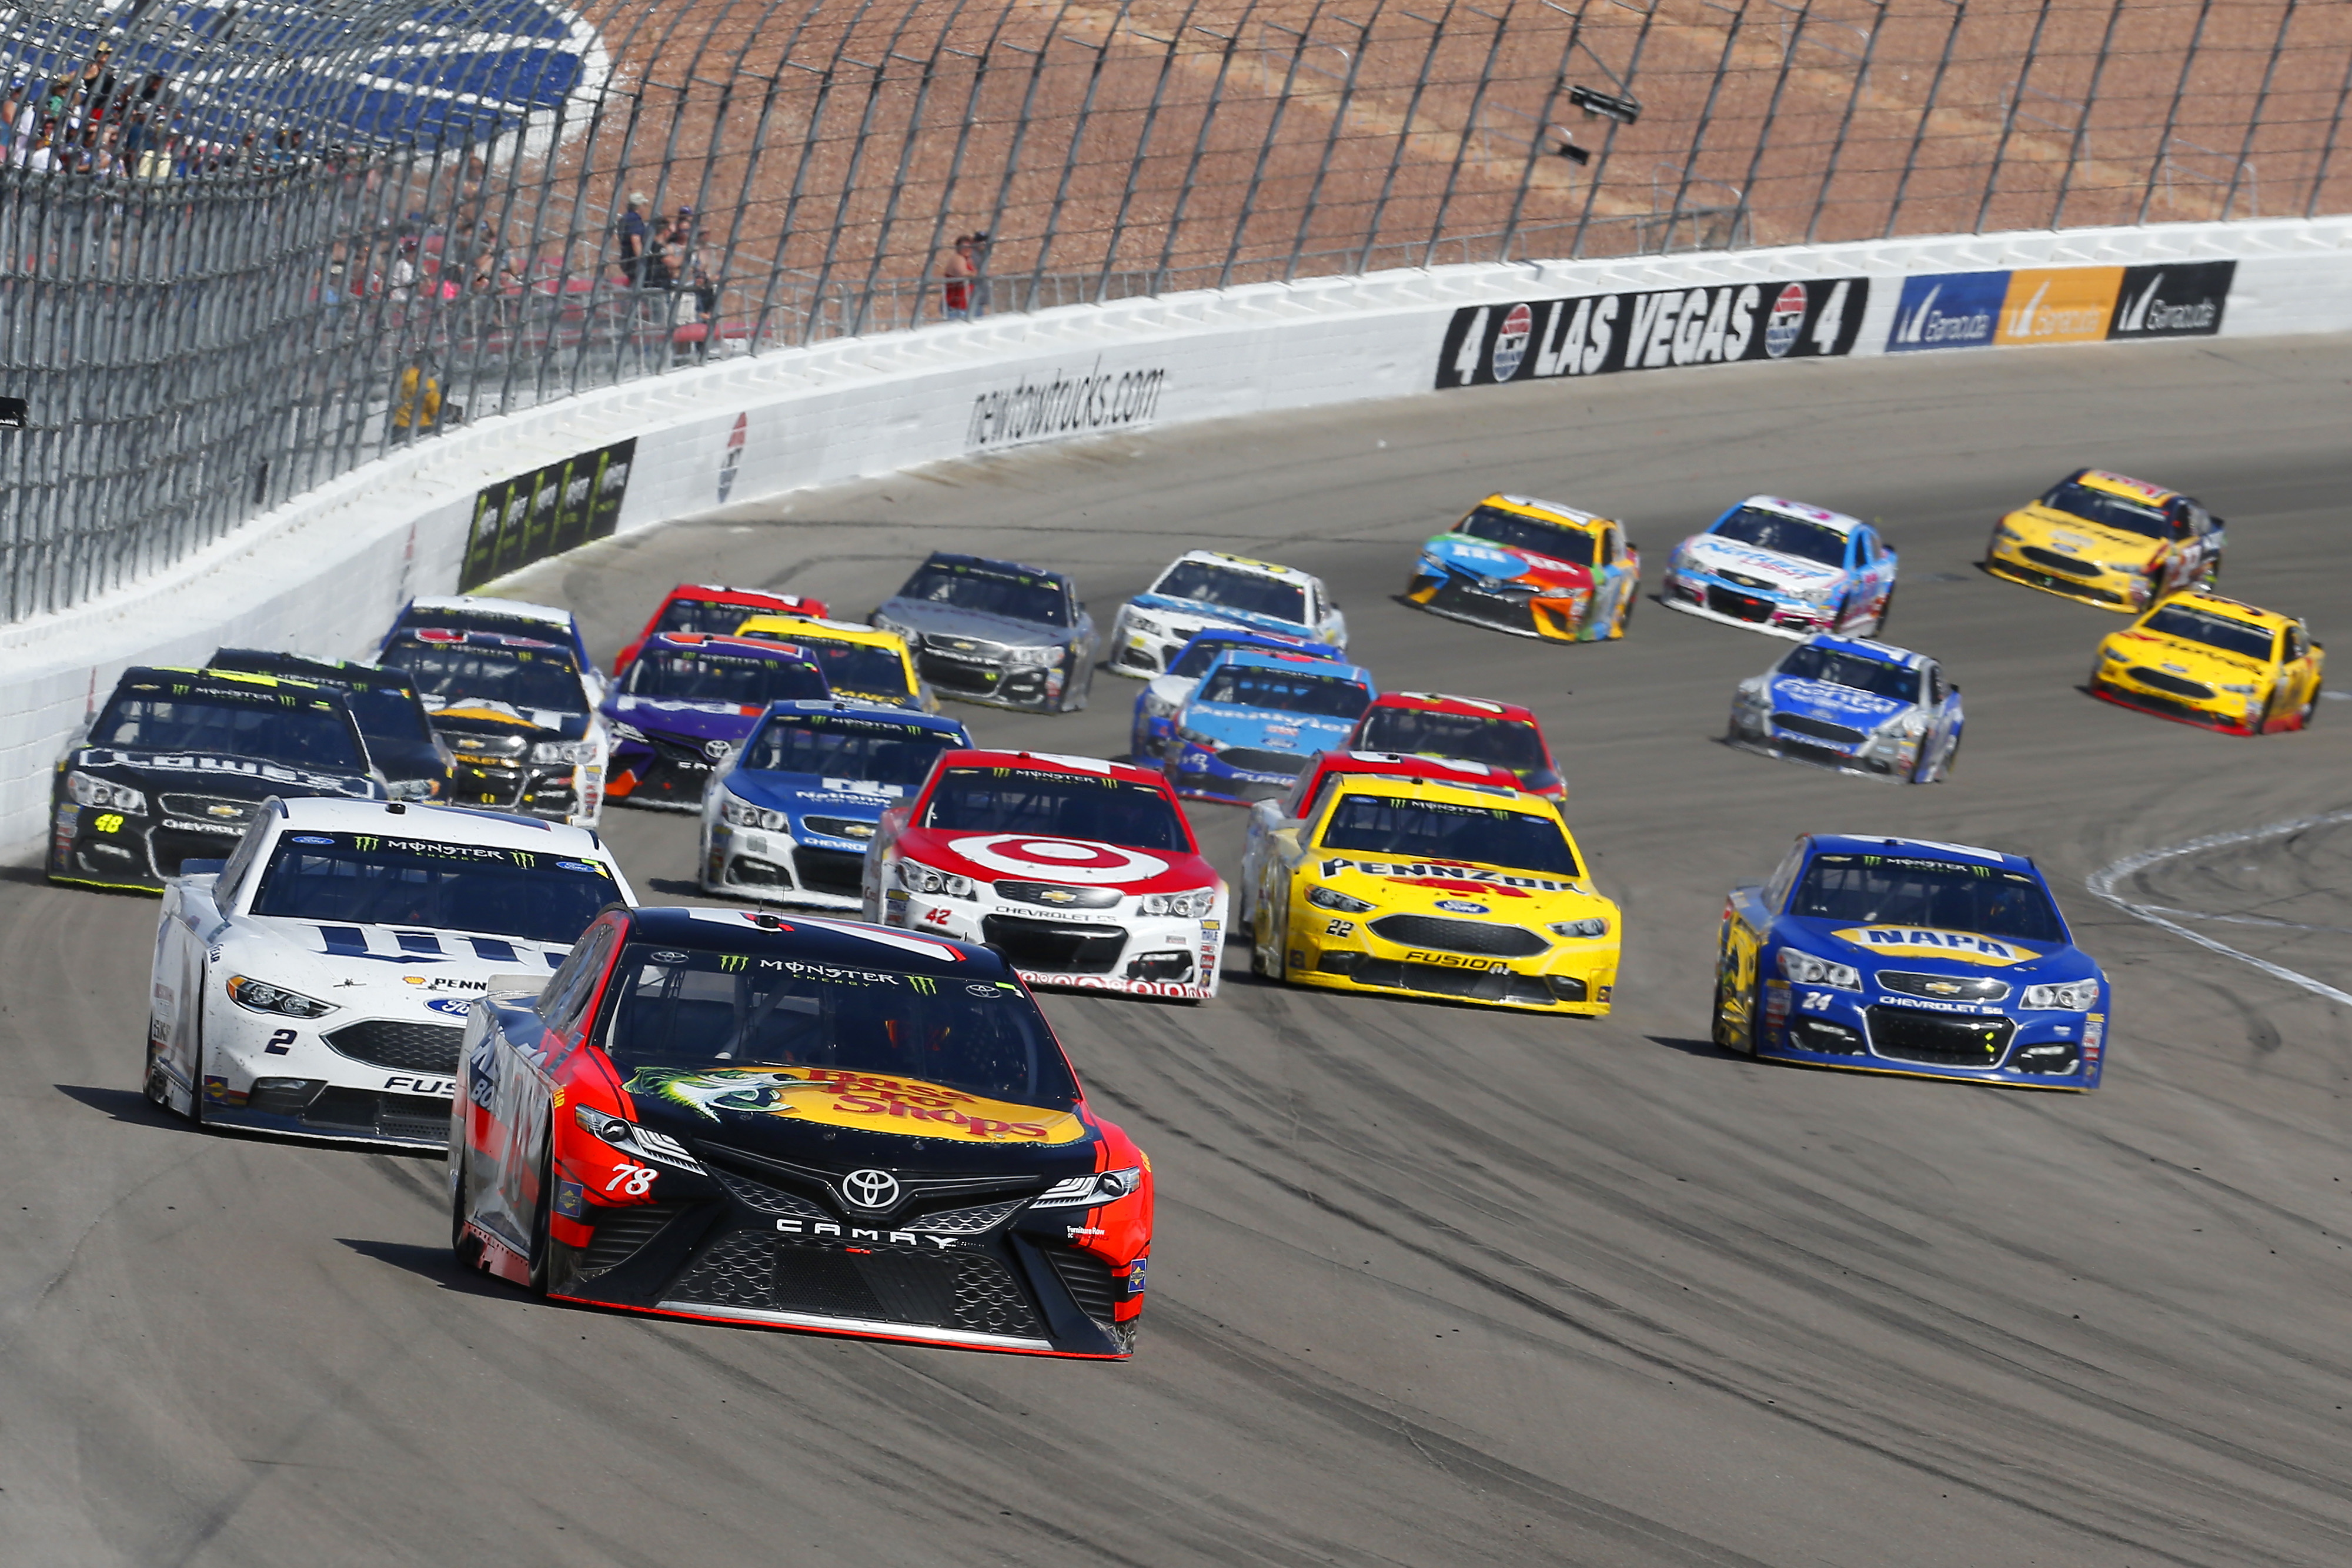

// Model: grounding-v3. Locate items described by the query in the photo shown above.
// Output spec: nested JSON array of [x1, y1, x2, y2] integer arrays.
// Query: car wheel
[[1710, 969, 1755, 1058], [1934, 729, 1961, 781], [525, 1142, 554, 1299], [2300, 689, 2320, 730], [1867, 585, 1894, 636], [2197, 554, 2223, 589], [185, 1009, 208, 1128], [450, 1141, 483, 1269], [1612, 589, 1635, 638]]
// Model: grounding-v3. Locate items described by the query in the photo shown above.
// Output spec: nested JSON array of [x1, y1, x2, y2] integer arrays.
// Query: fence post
[[2049, 0, 2129, 231], [1568, 0, 1663, 258], [1422, 1, 1516, 269], [2135, 0, 2215, 225], [1884, 1, 1964, 238], [1225, 6, 1329, 287], [1973, 0, 2056, 233], [2307, 22, 2352, 218], [1803, 1, 1886, 245], [2223, 0, 2298, 221], [1289, 5, 1382, 280], [1667, 2, 1753, 253], [1355, 2, 1457, 274], [1099, 5, 1198, 298]]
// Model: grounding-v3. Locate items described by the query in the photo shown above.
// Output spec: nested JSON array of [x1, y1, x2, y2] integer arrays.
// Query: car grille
[[448, 762, 529, 810], [296, 1086, 450, 1143], [1990, 559, 2126, 603], [1865, 1005, 2014, 1066], [801, 815, 875, 842], [1217, 747, 1311, 776], [579, 1202, 688, 1275], [1876, 971, 2010, 1002], [1426, 577, 1538, 630], [707, 1160, 832, 1221], [1716, 569, 1778, 591], [1367, 914, 1548, 958], [995, 880, 1121, 910], [918, 655, 1004, 694], [791, 845, 867, 899], [1770, 712, 1867, 745], [1707, 585, 1775, 623], [1044, 1245, 1119, 1326], [629, 755, 713, 804], [1772, 738, 1876, 772], [146, 826, 239, 879], [2129, 666, 2216, 700], [323, 1019, 464, 1074], [2100, 684, 2226, 727], [157, 794, 258, 827], [1323, 954, 1563, 1006], [1114, 643, 1160, 672], [668, 1231, 1042, 1339], [908, 1198, 1029, 1236], [982, 914, 1127, 974], [2019, 546, 2102, 578]]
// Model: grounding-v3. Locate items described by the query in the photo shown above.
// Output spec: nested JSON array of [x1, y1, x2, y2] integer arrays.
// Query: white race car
[[144, 797, 634, 1148], [1107, 550, 1348, 678]]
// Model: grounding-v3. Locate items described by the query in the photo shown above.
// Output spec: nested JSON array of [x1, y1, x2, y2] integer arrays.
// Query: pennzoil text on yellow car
[[451, 905, 1153, 1357], [1713, 835, 2107, 1088], [1404, 493, 1641, 641], [1984, 468, 2223, 611], [1244, 773, 1617, 1013], [2089, 589, 2323, 734]]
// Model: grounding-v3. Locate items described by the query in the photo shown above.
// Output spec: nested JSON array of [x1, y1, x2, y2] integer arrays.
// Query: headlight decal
[[2020, 978, 2101, 1011], [1776, 947, 1861, 989], [1033, 1166, 1141, 1207]]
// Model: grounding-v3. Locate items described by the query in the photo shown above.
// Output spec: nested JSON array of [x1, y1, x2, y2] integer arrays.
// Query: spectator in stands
[[389, 238, 418, 305], [391, 363, 442, 442], [619, 192, 650, 286], [941, 232, 986, 320]]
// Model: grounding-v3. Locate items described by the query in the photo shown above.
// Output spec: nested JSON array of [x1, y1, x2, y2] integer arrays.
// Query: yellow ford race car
[[1242, 771, 1618, 1014], [2090, 589, 2323, 735], [1985, 467, 2223, 611], [730, 613, 938, 712]]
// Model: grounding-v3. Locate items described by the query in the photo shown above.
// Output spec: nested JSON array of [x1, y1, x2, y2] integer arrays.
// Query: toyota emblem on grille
[[842, 1169, 900, 1209]]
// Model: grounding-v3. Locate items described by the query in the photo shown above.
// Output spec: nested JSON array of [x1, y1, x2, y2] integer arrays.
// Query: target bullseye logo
[[947, 834, 1170, 884]]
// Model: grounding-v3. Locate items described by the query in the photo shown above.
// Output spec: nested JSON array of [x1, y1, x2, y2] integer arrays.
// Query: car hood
[[423, 696, 590, 743], [1680, 534, 1846, 590], [1309, 850, 1611, 918], [606, 694, 767, 745], [1424, 531, 1596, 590], [878, 599, 1070, 647], [1128, 591, 1314, 640], [1794, 917, 2090, 977], [2100, 627, 2271, 681], [1183, 703, 1356, 750], [2003, 504, 2164, 567], [898, 826, 1216, 895], [240, 915, 571, 1002], [1765, 674, 1912, 727], [723, 767, 907, 817], [619, 1063, 1100, 1172], [71, 746, 375, 801]]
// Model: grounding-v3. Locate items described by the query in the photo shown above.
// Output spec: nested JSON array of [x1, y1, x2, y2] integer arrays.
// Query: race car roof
[[393, 627, 575, 657], [1323, 770, 1548, 812], [1201, 647, 1371, 683], [1158, 549, 1317, 586], [637, 631, 824, 662], [2074, 469, 2180, 506], [934, 747, 1169, 789], [1474, 492, 1612, 528], [636, 906, 1012, 979], [1364, 690, 1540, 723], [734, 613, 910, 647], [679, 584, 822, 606], [1171, 627, 1332, 658], [123, 665, 351, 708], [1733, 496, 1866, 535], [753, 699, 971, 737], [273, 795, 612, 857], [1792, 633, 1925, 667], [914, 549, 1074, 588], [2147, 589, 2293, 630], [407, 594, 576, 626], [1805, 834, 2037, 875], [208, 648, 419, 692], [1308, 750, 1521, 788]]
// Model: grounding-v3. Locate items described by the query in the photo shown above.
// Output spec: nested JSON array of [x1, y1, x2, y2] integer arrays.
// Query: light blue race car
[[1129, 627, 1342, 764], [698, 700, 971, 908], [1661, 496, 1896, 641], [1726, 633, 1962, 783], [1165, 648, 1376, 805], [1714, 835, 2109, 1089]]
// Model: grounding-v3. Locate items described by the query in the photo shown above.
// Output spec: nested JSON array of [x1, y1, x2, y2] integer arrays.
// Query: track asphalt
[[6, 333, 2351, 1566]]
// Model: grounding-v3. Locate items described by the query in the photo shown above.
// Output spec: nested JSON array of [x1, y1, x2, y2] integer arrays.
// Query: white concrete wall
[[6, 214, 2350, 855]]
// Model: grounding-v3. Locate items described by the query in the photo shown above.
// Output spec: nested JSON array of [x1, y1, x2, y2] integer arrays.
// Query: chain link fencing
[[5, 0, 2350, 621]]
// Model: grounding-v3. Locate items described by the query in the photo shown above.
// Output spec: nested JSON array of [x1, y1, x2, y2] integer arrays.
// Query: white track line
[[2086, 809, 2352, 1008]]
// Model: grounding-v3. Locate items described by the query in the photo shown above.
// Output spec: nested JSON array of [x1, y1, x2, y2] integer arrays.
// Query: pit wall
[[5, 215, 2349, 855]]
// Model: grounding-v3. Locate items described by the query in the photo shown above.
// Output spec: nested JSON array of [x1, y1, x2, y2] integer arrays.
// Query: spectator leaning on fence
[[619, 192, 650, 286], [941, 233, 986, 320]]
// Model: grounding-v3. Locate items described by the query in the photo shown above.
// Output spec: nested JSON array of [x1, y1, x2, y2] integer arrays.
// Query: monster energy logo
[[353, 835, 379, 851], [510, 851, 536, 868], [908, 976, 937, 994], [719, 954, 749, 972]]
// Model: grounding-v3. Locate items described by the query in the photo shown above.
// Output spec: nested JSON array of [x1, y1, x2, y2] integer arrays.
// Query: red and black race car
[[450, 905, 1152, 1357], [614, 584, 833, 678]]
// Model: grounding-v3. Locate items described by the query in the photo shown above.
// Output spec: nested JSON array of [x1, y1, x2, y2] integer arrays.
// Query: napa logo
[[1833, 925, 2035, 966]]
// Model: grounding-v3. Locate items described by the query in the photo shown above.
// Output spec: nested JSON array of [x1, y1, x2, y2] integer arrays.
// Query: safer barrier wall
[[4, 213, 2348, 857]]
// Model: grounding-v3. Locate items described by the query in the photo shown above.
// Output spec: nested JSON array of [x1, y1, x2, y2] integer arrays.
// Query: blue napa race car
[[699, 700, 971, 908], [1129, 627, 1342, 764], [1713, 835, 2108, 1089], [1726, 634, 1962, 783], [603, 634, 830, 810], [1108, 550, 1347, 677], [1661, 496, 1896, 640], [1167, 648, 1377, 804]]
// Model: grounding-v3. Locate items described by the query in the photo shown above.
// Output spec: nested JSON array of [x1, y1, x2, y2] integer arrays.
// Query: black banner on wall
[[2106, 260, 2234, 340], [460, 437, 636, 591], [1436, 277, 1870, 389]]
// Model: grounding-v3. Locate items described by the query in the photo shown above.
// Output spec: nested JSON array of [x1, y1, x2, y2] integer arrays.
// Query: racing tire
[[1869, 585, 1893, 637], [185, 1008, 208, 1128], [2299, 690, 2319, 730], [525, 1142, 554, 1299], [450, 1142, 484, 1270], [1933, 730, 1961, 782], [1710, 971, 1756, 1059], [1611, 589, 1636, 639]]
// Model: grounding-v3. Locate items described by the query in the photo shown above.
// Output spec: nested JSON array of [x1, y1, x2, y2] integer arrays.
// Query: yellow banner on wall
[[1995, 268, 2124, 347]]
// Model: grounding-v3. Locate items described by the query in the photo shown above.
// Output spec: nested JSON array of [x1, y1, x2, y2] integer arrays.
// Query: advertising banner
[[1996, 267, 2124, 347], [2108, 260, 2235, 339], [1889, 261, 2234, 353], [1436, 278, 1870, 389], [1886, 271, 2010, 352], [460, 437, 636, 591]]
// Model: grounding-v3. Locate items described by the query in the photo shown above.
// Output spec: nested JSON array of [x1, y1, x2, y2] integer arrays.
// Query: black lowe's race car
[[207, 647, 456, 801], [49, 667, 384, 892]]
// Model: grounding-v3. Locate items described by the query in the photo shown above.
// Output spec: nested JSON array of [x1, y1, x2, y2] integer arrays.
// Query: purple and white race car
[[1660, 496, 1897, 641], [602, 633, 829, 810]]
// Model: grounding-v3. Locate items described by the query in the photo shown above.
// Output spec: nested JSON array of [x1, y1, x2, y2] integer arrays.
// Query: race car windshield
[[1150, 562, 1309, 625], [1456, 506, 1598, 566], [1170, 636, 1270, 680], [249, 833, 613, 945], [626, 648, 828, 706], [896, 563, 1070, 627], [382, 638, 589, 715], [1352, 708, 1548, 772], [1320, 794, 1581, 878], [735, 632, 912, 700], [1709, 507, 1849, 568], [924, 767, 1188, 851], [746, 716, 960, 788], [2142, 604, 2276, 663], [340, 683, 437, 747], [602, 946, 1078, 1111], [1198, 667, 1372, 720], [1778, 646, 1922, 703], [2042, 480, 2171, 540], [1790, 855, 2067, 945], [93, 691, 366, 773]]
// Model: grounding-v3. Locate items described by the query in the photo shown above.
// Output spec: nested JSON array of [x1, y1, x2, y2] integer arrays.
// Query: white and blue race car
[[1107, 550, 1347, 677], [1726, 634, 1962, 783], [1661, 496, 1896, 640]]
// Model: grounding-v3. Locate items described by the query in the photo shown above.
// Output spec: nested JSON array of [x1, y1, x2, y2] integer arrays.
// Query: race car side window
[[1928, 664, 1947, 704], [1764, 841, 1808, 913], [2287, 627, 2310, 663], [541, 919, 617, 1024], [2164, 500, 2194, 540], [215, 818, 273, 911]]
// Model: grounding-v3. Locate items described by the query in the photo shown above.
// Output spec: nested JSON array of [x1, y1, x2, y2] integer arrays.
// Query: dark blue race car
[[603, 634, 830, 810], [1713, 835, 2107, 1088]]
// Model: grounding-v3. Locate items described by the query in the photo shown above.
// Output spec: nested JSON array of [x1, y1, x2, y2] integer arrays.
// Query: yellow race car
[[731, 613, 937, 712], [2090, 589, 2323, 735], [1985, 467, 2223, 611], [1404, 493, 1641, 641], [1243, 772, 1618, 1014]]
